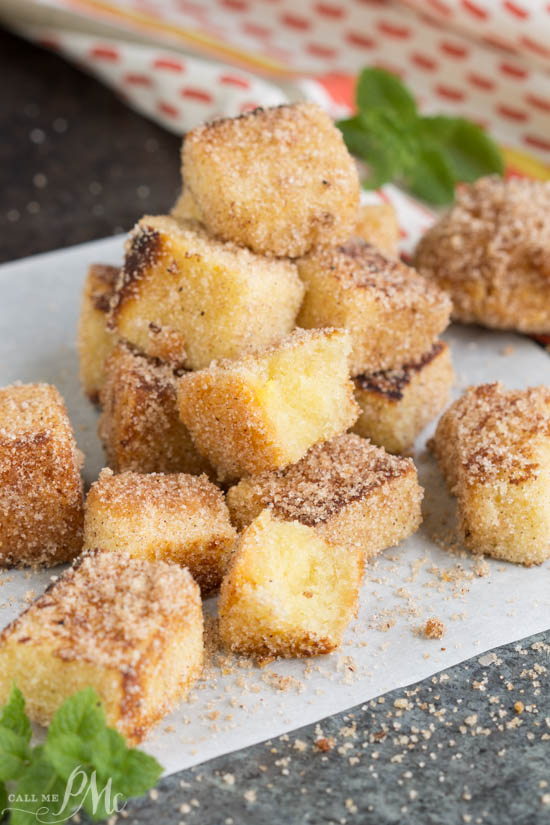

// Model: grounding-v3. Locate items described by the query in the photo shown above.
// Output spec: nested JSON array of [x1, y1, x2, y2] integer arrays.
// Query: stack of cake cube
[[76, 103, 435, 658], [0, 104, 451, 741]]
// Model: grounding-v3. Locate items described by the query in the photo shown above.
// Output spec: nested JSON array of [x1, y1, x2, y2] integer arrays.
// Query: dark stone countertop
[[1, 26, 549, 825]]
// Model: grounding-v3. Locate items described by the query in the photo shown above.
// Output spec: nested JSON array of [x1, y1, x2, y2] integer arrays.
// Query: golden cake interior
[[218, 509, 362, 658], [178, 328, 359, 481]]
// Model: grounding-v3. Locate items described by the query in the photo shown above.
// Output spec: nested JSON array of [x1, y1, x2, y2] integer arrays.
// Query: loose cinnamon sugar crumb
[[315, 737, 335, 752], [423, 618, 446, 640]]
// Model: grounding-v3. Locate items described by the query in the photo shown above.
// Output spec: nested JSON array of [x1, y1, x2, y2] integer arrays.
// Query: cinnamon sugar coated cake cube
[[297, 241, 452, 375], [431, 383, 550, 565], [182, 103, 360, 257], [98, 343, 211, 475], [0, 550, 203, 744], [0, 383, 84, 567], [218, 509, 362, 658], [109, 215, 304, 369], [415, 177, 550, 334], [353, 341, 454, 454], [84, 469, 236, 594], [354, 202, 400, 257], [177, 329, 359, 482], [77, 263, 119, 402], [226, 433, 423, 561]]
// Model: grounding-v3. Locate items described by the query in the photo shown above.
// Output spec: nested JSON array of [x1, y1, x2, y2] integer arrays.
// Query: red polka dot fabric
[[8, 0, 550, 165]]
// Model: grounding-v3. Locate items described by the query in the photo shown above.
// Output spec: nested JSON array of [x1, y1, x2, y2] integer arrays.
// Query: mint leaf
[[0, 782, 7, 820], [0, 686, 31, 744], [47, 687, 105, 742], [419, 116, 504, 181], [340, 65, 504, 204], [356, 67, 417, 123], [338, 110, 418, 189], [0, 727, 31, 782], [112, 748, 163, 798], [0, 687, 163, 824], [9, 755, 66, 825], [406, 146, 456, 205]]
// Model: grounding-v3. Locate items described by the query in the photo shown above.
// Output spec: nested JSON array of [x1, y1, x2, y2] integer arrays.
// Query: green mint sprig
[[0, 685, 163, 824], [337, 67, 504, 205]]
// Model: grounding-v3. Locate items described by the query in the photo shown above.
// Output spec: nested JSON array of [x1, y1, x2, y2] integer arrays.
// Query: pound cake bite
[[182, 103, 359, 257], [109, 215, 304, 369], [77, 263, 119, 402], [0, 550, 203, 743], [84, 469, 236, 594], [178, 328, 359, 482], [218, 509, 362, 658], [0, 383, 84, 567], [431, 383, 550, 565], [353, 341, 454, 454], [297, 240, 451, 376], [226, 433, 423, 561], [415, 176, 550, 334], [354, 202, 400, 257], [98, 342, 211, 476]]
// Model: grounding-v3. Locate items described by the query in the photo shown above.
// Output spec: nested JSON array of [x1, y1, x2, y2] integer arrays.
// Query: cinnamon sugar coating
[[108, 215, 303, 369], [354, 202, 400, 257], [77, 263, 119, 402], [218, 509, 362, 658], [0, 383, 84, 567], [177, 328, 359, 482], [0, 550, 203, 744], [226, 433, 423, 561], [415, 176, 550, 334], [353, 341, 454, 454], [297, 240, 451, 375], [431, 383, 550, 564], [182, 103, 360, 257], [98, 342, 212, 476], [84, 468, 236, 594]]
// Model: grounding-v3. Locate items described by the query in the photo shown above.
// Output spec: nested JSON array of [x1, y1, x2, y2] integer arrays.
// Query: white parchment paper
[[1, 235, 550, 775]]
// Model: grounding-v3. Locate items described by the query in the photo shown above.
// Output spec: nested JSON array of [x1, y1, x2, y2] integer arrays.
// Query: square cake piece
[[218, 509, 362, 658], [0, 383, 84, 567], [297, 240, 452, 375], [177, 329, 359, 481], [431, 383, 550, 565], [182, 103, 359, 257], [0, 550, 203, 743], [226, 433, 423, 561], [354, 203, 400, 257], [353, 341, 454, 454], [108, 215, 304, 369], [98, 343, 212, 476], [77, 263, 119, 403], [84, 468, 236, 594]]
